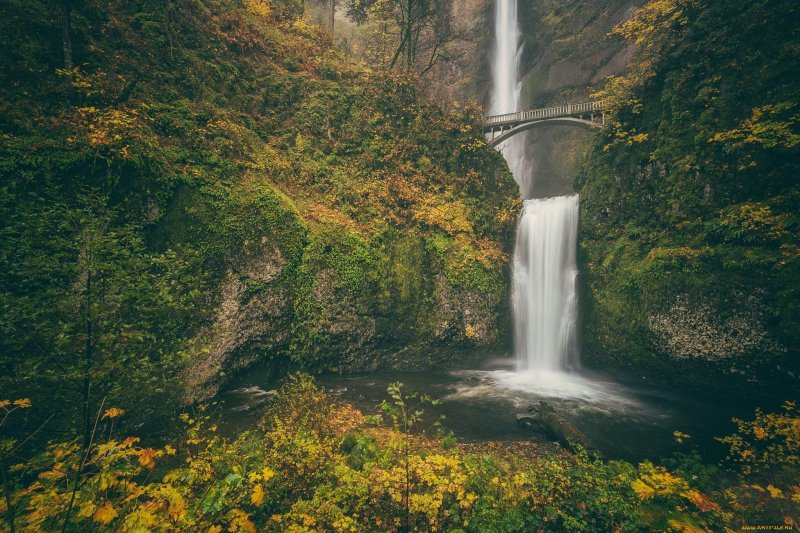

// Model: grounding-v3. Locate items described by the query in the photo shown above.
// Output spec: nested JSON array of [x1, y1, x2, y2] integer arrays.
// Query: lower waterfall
[[512, 194, 580, 372]]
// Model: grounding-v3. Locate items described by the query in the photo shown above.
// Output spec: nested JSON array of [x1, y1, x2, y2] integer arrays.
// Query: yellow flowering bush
[[2, 383, 798, 531]]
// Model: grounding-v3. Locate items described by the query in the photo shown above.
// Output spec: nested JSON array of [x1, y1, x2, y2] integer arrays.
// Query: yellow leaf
[[103, 407, 125, 419], [631, 479, 655, 500], [77, 501, 97, 519], [767, 485, 784, 499], [262, 467, 275, 482], [673, 431, 690, 444], [683, 489, 720, 512], [666, 519, 705, 533], [228, 509, 256, 533], [251, 484, 265, 506], [93, 501, 118, 525], [138, 448, 158, 469], [98, 471, 116, 491], [121, 437, 140, 447]]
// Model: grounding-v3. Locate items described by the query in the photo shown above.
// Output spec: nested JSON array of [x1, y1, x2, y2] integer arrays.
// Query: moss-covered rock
[[0, 0, 518, 404], [575, 0, 799, 396]]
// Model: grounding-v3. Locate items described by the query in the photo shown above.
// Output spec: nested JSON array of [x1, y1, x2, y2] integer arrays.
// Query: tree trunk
[[404, 0, 413, 69], [329, 0, 335, 34], [389, 31, 408, 69], [81, 269, 92, 449], [61, 0, 75, 98]]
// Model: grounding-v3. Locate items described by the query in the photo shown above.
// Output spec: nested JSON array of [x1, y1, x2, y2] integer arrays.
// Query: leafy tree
[[0, 398, 32, 533], [346, 0, 465, 73], [716, 401, 800, 526], [0, 191, 200, 446], [379, 382, 444, 531]]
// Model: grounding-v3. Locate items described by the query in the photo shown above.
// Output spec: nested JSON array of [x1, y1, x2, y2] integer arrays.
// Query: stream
[[217, 357, 765, 463]]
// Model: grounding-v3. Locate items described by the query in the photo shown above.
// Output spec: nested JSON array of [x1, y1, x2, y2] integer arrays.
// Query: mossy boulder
[[0, 0, 518, 404]]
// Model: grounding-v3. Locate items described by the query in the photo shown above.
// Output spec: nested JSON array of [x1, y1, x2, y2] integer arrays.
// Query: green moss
[[575, 0, 799, 396], [0, 0, 518, 417]]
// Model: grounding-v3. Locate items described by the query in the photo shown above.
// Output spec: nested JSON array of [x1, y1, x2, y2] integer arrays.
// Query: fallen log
[[516, 401, 595, 453]]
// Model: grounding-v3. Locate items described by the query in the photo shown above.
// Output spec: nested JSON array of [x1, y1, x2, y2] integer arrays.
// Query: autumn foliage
[[1, 377, 797, 531]]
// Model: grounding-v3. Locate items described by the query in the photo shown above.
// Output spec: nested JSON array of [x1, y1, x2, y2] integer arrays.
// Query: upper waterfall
[[490, 0, 532, 197], [490, 0, 520, 117]]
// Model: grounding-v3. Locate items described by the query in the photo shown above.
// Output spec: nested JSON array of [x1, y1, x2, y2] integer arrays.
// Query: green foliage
[[0, 191, 203, 444], [0, 1, 518, 526], [577, 0, 800, 392], [380, 382, 442, 435], [4, 380, 796, 531], [0, 0, 516, 441]]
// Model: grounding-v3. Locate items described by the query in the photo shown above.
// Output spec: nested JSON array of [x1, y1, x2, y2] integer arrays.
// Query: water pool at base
[[218, 359, 770, 463]]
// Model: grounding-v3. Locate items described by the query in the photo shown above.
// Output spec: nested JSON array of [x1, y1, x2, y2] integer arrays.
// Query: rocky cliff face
[[574, 0, 799, 395], [519, 0, 641, 198], [482, 0, 642, 198], [183, 215, 515, 401]]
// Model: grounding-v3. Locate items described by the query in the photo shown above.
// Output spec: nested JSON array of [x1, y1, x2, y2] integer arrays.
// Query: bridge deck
[[484, 101, 604, 128]]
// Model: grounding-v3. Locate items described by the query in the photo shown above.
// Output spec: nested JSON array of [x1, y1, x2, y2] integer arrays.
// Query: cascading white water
[[492, 0, 580, 376], [490, 0, 519, 116], [512, 195, 580, 372], [490, 0, 531, 195]]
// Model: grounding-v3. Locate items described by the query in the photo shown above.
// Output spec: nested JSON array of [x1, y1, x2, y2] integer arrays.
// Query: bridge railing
[[485, 101, 604, 127]]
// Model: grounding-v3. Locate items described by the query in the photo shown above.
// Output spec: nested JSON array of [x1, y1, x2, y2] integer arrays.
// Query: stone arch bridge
[[484, 101, 605, 147]]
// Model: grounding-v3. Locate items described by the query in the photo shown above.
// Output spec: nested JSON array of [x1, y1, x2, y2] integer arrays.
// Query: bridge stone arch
[[483, 102, 605, 148], [487, 117, 601, 147]]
